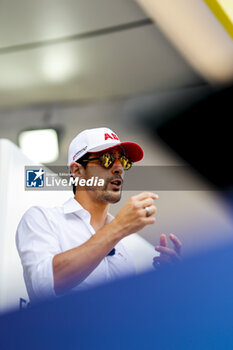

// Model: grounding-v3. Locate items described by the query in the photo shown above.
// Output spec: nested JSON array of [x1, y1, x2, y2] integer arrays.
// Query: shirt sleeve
[[16, 206, 61, 301]]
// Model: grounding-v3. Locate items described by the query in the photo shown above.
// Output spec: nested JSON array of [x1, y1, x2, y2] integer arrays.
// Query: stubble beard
[[99, 189, 122, 203], [85, 175, 122, 204]]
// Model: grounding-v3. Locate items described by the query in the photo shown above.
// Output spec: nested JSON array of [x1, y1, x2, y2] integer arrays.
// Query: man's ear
[[70, 161, 85, 178]]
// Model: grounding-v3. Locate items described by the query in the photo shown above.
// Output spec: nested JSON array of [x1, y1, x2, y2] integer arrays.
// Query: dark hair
[[72, 153, 91, 195]]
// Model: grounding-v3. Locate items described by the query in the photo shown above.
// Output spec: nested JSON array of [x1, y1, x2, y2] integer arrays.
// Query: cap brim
[[92, 142, 144, 162]]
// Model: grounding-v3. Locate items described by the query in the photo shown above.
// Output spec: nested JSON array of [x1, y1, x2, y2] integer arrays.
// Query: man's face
[[82, 147, 125, 204]]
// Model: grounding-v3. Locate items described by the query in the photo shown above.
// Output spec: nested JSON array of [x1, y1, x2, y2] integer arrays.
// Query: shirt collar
[[63, 197, 85, 214], [63, 197, 114, 223]]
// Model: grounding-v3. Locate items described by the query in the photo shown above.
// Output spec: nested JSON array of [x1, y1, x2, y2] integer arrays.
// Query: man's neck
[[74, 191, 109, 232]]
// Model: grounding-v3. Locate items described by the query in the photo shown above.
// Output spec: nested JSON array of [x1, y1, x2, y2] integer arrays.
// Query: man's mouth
[[110, 178, 123, 190]]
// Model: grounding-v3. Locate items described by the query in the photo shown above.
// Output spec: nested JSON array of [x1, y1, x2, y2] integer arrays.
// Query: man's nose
[[111, 158, 123, 175]]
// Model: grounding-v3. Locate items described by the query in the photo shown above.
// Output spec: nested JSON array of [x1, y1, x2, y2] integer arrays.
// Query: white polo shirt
[[16, 197, 136, 302]]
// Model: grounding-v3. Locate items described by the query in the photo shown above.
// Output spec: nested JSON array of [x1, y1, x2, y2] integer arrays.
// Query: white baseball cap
[[68, 127, 143, 167]]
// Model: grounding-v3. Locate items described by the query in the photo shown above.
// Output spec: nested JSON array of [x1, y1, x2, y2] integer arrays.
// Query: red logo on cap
[[104, 133, 120, 141]]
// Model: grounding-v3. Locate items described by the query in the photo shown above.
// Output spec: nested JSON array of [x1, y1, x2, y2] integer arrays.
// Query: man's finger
[[159, 233, 167, 247], [155, 246, 176, 256], [135, 192, 159, 201], [153, 256, 171, 264], [140, 197, 155, 209], [155, 246, 181, 261], [169, 234, 182, 255]]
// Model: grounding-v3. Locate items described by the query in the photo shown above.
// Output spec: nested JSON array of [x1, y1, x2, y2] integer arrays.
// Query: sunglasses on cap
[[82, 152, 132, 170]]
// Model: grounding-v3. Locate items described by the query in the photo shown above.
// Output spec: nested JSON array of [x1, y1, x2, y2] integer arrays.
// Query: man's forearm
[[52, 219, 125, 295], [53, 191, 157, 295]]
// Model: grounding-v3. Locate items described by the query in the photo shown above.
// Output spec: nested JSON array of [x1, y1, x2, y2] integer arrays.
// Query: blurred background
[[0, 0, 233, 311]]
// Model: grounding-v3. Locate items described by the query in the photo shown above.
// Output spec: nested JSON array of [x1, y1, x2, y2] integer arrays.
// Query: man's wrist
[[106, 218, 127, 241]]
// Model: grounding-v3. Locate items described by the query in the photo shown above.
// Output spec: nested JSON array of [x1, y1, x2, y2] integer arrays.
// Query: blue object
[[107, 248, 115, 256], [1, 242, 233, 350]]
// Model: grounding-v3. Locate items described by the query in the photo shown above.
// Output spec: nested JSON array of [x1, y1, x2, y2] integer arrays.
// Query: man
[[16, 127, 181, 302]]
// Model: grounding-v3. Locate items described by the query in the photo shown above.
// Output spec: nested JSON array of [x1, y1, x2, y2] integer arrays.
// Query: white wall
[[0, 139, 71, 312]]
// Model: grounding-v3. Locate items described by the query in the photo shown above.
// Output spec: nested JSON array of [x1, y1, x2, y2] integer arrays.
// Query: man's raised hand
[[114, 192, 159, 237], [153, 233, 182, 269]]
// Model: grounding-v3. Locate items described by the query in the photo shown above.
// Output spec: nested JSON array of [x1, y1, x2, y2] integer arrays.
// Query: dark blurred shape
[[156, 84, 233, 189], [123, 85, 213, 130], [107, 248, 115, 256]]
